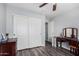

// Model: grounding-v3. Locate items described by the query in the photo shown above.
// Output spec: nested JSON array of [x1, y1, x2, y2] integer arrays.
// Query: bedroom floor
[[17, 41, 74, 56]]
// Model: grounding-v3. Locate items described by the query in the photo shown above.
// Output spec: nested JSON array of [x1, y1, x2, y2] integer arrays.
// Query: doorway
[[45, 22, 52, 46], [45, 22, 48, 41]]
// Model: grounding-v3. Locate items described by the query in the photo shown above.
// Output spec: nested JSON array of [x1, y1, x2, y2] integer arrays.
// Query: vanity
[[56, 27, 79, 55]]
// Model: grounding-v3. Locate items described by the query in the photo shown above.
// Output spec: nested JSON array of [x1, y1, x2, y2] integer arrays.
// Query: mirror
[[66, 29, 72, 37], [63, 28, 78, 39]]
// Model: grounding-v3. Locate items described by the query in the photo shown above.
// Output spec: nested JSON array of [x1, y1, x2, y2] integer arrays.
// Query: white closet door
[[29, 17, 42, 48], [14, 15, 29, 50]]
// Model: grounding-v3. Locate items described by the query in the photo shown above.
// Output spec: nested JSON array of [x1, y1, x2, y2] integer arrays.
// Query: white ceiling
[[7, 3, 79, 17], [7, 3, 54, 16]]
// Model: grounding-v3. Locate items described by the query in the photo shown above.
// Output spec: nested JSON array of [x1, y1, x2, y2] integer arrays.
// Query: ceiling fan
[[39, 3, 57, 11]]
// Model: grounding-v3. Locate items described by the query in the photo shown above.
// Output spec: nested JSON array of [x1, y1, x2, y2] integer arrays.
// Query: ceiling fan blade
[[53, 3, 57, 11], [39, 3, 48, 8]]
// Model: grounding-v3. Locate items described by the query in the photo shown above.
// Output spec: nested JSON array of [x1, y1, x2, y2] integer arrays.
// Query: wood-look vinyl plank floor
[[17, 42, 74, 56]]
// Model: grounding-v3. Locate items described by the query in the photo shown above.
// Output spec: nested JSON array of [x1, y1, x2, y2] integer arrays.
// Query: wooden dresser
[[0, 38, 17, 56]]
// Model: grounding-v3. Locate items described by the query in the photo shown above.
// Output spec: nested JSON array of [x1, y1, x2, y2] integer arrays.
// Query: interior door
[[13, 15, 29, 50], [29, 17, 42, 48]]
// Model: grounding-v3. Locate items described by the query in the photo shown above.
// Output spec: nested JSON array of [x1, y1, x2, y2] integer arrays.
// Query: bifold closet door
[[14, 15, 29, 50], [14, 15, 42, 50], [29, 17, 42, 48]]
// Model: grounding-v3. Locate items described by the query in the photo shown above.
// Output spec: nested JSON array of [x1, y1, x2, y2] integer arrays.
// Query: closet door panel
[[14, 15, 29, 50], [29, 17, 42, 48]]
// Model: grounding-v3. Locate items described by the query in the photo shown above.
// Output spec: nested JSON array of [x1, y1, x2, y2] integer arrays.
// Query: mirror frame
[[63, 27, 78, 39]]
